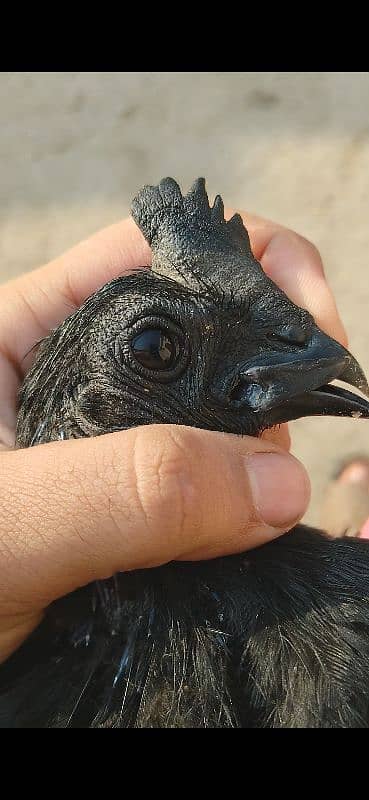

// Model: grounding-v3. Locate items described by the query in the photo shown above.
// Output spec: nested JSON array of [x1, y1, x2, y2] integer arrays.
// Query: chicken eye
[[131, 328, 177, 371]]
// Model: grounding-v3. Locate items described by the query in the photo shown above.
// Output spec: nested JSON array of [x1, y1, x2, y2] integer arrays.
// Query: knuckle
[[71, 438, 127, 540], [130, 425, 200, 540]]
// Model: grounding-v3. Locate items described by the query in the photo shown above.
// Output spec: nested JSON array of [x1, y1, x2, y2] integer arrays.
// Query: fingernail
[[245, 452, 311, 529]]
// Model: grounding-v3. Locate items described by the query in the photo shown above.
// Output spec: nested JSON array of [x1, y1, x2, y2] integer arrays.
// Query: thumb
[[0, 424, 310, 618]]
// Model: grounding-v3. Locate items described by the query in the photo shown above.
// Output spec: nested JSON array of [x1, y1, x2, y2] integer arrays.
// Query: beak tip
[[339, 350, 369, 398]]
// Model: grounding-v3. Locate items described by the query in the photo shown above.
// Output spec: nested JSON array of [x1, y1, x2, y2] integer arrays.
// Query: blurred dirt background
[[1, 72, 369, 525]]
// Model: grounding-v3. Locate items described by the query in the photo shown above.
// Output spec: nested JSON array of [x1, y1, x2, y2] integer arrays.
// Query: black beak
[[231, 327, 369, 425]]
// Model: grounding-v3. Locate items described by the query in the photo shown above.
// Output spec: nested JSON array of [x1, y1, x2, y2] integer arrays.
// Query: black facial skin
[[15, 268, 369, 448], [3, 178, 369, 729]]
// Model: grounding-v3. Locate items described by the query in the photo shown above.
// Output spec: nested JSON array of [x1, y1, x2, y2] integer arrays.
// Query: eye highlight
[[131, 328, 177, 371], [126, 316, 189, 381]]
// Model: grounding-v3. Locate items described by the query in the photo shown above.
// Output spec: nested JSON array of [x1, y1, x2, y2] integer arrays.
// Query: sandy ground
[[1, 71, 369, 525]]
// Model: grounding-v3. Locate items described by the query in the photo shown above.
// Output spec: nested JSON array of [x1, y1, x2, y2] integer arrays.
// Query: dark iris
[[131, 328, 177, 371]]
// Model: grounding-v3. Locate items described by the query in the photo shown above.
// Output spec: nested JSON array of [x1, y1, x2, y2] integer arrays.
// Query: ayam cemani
[[2, 177, 369, 728]]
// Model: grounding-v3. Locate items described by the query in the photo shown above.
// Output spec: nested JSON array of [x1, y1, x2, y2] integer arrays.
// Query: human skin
[[0, 210, 347, 663]]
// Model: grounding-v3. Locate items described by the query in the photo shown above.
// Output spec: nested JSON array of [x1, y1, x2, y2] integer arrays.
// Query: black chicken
[[2, 177, 369, 727]]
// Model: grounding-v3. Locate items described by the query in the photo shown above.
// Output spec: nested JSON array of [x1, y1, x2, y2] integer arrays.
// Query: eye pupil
[[131, 328, 176, 371]]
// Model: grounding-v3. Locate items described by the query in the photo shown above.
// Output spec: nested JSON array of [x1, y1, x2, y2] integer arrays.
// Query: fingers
[[0, 218, 151, 440], [0, 425, 310, 620], [260, 423, 291, 452], [0, 217, 151, 375], [260, 230, 348, 347]]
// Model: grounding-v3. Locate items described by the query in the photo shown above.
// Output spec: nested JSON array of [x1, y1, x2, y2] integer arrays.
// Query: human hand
[[0, 209, 347, 662]]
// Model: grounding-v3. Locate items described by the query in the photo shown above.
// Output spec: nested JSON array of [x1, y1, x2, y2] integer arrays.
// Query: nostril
[[210, 375, 246, 407], [229, 380, 246, 403], [270, 325, 309, 347]]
